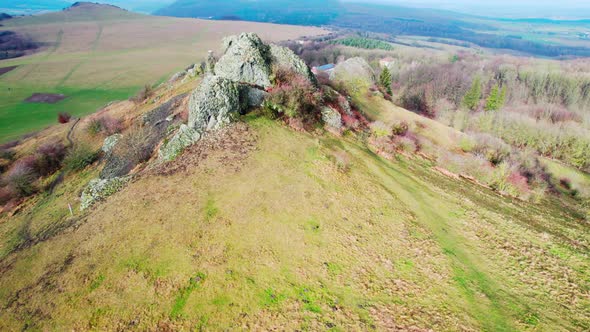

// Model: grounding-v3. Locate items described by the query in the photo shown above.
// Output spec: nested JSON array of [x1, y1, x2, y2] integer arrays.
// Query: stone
[[330, 57, 375, 93], [158, 124, 201, 161], [269, 44, 316, 85], [215, 33, 272, 87], [169, 71, 186, 83], [188, 75, 242, 132], [102, 134, 122, 154], [321, 107, 342, 129], [239, 84, 268, 108], [80, 176, 130, 211]]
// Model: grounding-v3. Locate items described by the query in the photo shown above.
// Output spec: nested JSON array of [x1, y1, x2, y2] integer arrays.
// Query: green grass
[[0, 106, 588, 330]]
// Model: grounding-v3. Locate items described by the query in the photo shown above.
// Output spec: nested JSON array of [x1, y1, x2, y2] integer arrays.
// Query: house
[[312, 63, 335, 75], [379, 57, 395, 68]]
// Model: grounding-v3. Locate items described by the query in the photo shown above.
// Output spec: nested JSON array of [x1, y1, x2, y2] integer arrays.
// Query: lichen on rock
[[158, 124, 201, 161], [270, 44, 317, 85], [215, 33, 272, 88], [321, 106, 343, 129], [80, 176, 130, 211], [102, 134, 122, 154], [188, 75, 242, 132]]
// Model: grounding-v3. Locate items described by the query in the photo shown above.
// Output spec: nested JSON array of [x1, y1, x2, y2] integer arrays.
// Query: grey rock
[[321, 107, 342, 129], [80, 176, 130, 211], [158, 124, 201, 161], [188, 75, 242, 132], [102, 134, 122, 154], [169, 71, 186, 83], [330, 57, 375, 92], [269, 44, 316, 85], [215, 33, 272, 87], [239, 84, 268, 108]]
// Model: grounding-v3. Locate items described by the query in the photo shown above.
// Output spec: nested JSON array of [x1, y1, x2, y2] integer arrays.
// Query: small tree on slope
[[379, 67, 393, 95], [463, 76, 482, 111]]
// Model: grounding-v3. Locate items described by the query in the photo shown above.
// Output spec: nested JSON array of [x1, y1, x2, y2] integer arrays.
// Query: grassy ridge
[[0, 113, 587, 330]]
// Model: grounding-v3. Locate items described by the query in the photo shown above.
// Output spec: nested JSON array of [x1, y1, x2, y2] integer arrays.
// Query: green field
[[0, 3, 325, 143]]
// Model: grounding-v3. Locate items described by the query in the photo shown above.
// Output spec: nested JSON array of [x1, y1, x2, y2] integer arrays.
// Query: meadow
[[0, 3, 325, 143]]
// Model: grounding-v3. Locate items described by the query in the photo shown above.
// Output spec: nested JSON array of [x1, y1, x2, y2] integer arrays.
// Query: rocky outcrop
[[240, 84, 268, 108], [102, 134, 121, 154], [159, 124, 201, 161], [331, 57, 375, 92], [160, 32, 318, 161], [80, 176, 130, 211], [270, 44, 316, 84], [215, 33, 272, 88], [321, 107, 343, 129], [188, 75, 243, 132]]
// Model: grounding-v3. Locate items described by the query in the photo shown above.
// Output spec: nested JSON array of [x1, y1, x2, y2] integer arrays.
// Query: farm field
[[0, 3, 325, 143]]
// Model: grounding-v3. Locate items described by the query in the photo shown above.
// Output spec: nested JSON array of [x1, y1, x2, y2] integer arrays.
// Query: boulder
[[169, 71, 186, 83], [270, 44, 316, 84], [188, 75, 243, 132], [239, 84, 268, 108], [158, 124, 201, 161], [80, 176, 130, 211], [330, 57, 375, 93], [102, 134, 122, 154], [321, 107, 342, 129], [215, 33, 272, 88]]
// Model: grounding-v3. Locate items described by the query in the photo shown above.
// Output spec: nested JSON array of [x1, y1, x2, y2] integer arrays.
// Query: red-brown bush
[[36, 142, 66, 176], [58, 112, 72, 124]]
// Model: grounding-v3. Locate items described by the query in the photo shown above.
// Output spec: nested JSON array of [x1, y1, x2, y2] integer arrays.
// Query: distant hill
[[0, 13, 12, 21], [157, 0, 590, 58], [0, 0, 71, 15], [156, 0, 343, 26]]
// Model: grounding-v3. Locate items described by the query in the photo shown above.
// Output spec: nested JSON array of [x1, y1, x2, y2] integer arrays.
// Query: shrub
[[86, 119, 103, 136], [0, 186, 16, 205], [264, 68, 323, 122], [86, 115, 123, 136], [5, 158, 37, 197], [391, 121, 409, 136], [36, 142, 66, 176], [370, 121, 390, 138], [130, 84, 154, 104], [114, 126, 155, 165], [63, 144, 98, 172], [471, 133, 511, 166], [58, 112, 72, 124]]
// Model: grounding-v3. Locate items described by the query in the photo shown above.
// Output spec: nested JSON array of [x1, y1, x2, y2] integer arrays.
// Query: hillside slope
[[0, 83, 588, 330], [0, 3, 326, 143]]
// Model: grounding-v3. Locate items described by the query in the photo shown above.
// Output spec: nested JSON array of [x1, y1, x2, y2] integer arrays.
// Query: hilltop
[[0, 32, 588, 330]]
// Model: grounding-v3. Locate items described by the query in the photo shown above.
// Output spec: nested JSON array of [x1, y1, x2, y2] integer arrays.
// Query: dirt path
[[48, 118, 80, 194]]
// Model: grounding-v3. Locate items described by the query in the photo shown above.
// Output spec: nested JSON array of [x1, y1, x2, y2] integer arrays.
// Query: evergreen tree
[[485, 84, 507, 111], [463, 77, 482, 111], [379, 67, 392, 95]]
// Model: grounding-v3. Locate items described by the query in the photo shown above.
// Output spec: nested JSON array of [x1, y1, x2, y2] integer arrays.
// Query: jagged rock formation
[[160, 32, 316, 161], [188, 75, 243, 131], [215, 33, 272, 88], [269, 44, 316, 84]]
